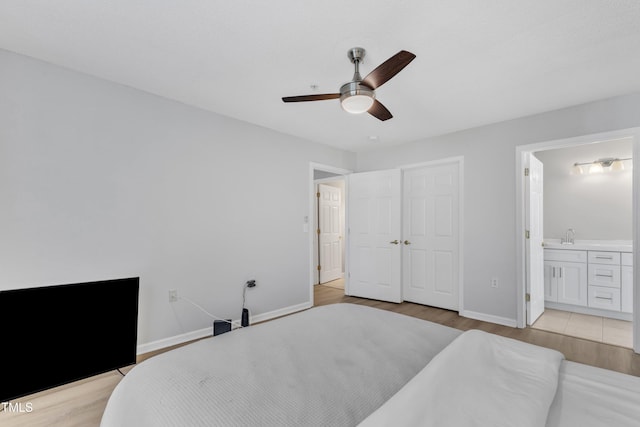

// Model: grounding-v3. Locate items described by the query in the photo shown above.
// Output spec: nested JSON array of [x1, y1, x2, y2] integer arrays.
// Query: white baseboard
[[137, 301, 313, 356], [460, 310, 517, 328], [137, 326, 213, 355], [250, 301, 312, 324]]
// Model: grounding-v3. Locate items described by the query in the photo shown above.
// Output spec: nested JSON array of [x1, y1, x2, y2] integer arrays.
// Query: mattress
[[101, 303, 462, 427], [101, 302, 640, 427]]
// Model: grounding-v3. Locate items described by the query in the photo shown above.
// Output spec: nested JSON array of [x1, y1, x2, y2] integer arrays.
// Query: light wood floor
[[2, 284, 639, 426], [314, 285, 640, 377]]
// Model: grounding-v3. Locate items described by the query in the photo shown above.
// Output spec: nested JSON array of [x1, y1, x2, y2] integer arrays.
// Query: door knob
[[404, 240, 411, 245], [390, 240, 399, 245]]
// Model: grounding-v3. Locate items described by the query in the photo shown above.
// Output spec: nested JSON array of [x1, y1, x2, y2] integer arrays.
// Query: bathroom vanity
[[543, 239, 632, 320]]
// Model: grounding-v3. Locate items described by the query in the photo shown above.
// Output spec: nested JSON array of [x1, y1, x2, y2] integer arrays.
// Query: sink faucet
[[562, 228, 575, 244]]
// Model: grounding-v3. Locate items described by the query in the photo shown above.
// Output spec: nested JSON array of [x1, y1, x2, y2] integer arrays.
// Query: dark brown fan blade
[[368, 99, 393, 121], [361, 50, 416, 90], [282, 93, 340, 102]]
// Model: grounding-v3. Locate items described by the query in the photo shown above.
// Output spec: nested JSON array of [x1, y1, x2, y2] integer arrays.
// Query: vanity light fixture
[[589, 162, 604, 174], [572, 157, 631, 175]]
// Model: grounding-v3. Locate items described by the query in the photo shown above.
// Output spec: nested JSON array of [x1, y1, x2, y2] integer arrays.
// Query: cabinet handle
[[595, 296, 613, 301], [595, 256, 613, 260], [596, 274, 613, 278], [559, 267, 562, 279], [552, 267, 555, 278], [390, 240, 399, 245]]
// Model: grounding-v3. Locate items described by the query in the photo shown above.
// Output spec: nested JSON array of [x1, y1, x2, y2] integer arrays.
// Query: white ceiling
[[2, 1, 640, 152]]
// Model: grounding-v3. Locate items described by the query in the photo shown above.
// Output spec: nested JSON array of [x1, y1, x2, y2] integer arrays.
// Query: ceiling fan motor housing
[[339, 81, 375, 113]]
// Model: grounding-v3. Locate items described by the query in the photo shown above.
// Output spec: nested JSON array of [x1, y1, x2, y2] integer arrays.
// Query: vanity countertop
[[544, 239, 632, 252]]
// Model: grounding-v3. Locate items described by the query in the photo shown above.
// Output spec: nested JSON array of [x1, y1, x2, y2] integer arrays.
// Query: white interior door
[[347, 169, 402, 303], [402, 162, 460, 310], [318, 183, 342, 283], [526, 153, 545, 325]]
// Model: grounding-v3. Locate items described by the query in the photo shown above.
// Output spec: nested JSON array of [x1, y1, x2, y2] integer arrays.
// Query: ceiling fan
[[282, 47, 416, 121]]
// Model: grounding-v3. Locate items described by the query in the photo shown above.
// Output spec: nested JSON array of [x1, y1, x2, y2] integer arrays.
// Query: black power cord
[[242, 280, 256, 327], [242, 280, 256, 309]]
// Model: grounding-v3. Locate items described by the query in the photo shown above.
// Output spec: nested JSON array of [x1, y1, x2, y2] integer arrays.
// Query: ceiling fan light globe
[[341, 94, 374, 114]]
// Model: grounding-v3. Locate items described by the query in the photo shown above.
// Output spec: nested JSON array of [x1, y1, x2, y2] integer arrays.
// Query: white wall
[[534, 138, 632, 241], [0, 49, 356, 349], [358, 93, 640, 322]]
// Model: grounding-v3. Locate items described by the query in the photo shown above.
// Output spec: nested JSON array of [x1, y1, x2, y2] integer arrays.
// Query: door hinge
[[525, 230, 530, 239], [525, 293, 531, 302], [316, 192, 320, 198], [317, 228, 321, 235], [317, 265, 321, 271], [524, 168, 530, 176]]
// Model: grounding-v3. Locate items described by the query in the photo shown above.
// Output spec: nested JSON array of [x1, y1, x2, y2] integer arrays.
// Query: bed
[[101, 303, 640, 426]]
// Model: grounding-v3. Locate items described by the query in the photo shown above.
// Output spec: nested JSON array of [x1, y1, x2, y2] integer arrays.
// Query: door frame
[[309, 162, 352, 305], [400, 156, 465, 314], [515, 127, 640, 353]]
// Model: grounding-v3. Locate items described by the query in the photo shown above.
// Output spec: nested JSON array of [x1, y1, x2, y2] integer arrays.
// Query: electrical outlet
[[169, 289, 178, 302], [491, 278, 499, 288]]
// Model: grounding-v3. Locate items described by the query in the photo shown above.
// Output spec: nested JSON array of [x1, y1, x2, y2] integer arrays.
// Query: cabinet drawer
[[588, 264, 620, 288], [588, 286, 621, 311], [588, 251, 620, 265], [544, 249, 587, 263], [621, 252, 633, 267]]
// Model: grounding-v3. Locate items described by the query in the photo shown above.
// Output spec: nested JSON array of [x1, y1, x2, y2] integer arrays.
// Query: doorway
[[516, 127, 640, 353], [533, 140, 633, 347], [315, 179, 346, 288], [309, 163, 351, 304]]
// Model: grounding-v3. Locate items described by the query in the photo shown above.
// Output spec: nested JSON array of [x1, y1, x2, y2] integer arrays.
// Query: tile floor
[[531, 308, 632, 348]]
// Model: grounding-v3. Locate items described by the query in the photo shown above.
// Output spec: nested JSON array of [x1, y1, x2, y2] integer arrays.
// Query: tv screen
[[0, 277, 139, 402]]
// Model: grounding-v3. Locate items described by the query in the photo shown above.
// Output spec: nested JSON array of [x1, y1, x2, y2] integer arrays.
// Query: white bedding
[[547, 361, 640, 427], [101, 303, 461, 427], [358, 329, 565, 427], [101, 303, 640, 427]]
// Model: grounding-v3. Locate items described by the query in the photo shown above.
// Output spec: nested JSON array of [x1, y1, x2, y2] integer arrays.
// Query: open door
[[318, 183, 343, 284], [526, 153, 545, 325], [347, 169, 402, 303]]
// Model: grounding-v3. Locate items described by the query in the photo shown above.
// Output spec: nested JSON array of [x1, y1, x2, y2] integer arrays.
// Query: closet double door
[[347, 161, 460, 310]]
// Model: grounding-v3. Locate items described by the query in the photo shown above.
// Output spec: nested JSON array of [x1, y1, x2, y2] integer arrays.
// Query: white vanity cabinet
[[543, 244, 633, 318], [543, 249, 588, 306]]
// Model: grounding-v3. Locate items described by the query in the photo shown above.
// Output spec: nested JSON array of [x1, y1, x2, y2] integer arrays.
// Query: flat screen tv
[[0, 277, 139, 402]]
